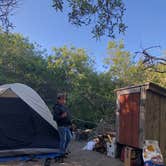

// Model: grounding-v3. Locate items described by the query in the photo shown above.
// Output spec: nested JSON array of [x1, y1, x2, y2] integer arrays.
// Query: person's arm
[[53, 105, 67, 120], [53, 105, 62, 121], [59, 105, 68, 118], [61, 111, 67, 118]]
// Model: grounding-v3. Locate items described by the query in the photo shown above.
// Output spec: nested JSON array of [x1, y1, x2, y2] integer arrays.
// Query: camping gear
[[0, 83, 64, 164], [115, 82, 166, 164], [143, 140, 164, 166]]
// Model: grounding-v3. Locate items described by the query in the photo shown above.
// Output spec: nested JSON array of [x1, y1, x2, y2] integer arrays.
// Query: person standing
[[53, 93, 72, 154]]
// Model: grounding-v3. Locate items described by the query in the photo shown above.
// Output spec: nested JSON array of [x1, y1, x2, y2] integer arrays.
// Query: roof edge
[[115, 82, 166, 96]]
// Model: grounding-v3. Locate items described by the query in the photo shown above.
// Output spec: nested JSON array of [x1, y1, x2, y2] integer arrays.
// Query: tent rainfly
[[0, 83, 60, 157]]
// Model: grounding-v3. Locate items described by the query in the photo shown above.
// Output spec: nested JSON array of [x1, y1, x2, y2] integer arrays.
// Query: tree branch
[[0, 0, 19, 31], [135, 46, 166, 73]]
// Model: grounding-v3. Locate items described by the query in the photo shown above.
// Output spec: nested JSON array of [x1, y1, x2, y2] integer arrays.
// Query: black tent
[[0, 83, 60, 157]]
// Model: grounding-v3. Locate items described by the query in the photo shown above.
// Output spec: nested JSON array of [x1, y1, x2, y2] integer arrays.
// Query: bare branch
[[0, 0, 19, 31], [135, 46, 166, 73], [144, 45, 161, 51]]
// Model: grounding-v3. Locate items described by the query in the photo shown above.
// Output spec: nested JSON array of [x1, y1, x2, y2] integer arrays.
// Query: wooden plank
[[144, 92, 151, 139], [159, 96, 166, 164], [116, 88, 141, 96], [115, 83, 149, 92], [116, 96, 120, 142], [145, 91, 160, 141], [153, 93, 160, 140], [139, 87, 146, 148]]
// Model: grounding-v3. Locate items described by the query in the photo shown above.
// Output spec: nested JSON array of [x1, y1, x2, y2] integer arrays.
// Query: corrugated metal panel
[[119, 93, 140, 148]]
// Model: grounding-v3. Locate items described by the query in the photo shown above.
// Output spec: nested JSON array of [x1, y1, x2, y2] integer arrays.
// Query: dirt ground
[[0, 141, 123, 166]]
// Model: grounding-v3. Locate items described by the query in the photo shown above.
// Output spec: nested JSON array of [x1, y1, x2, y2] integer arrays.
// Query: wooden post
[[139, 86, 146, 148]]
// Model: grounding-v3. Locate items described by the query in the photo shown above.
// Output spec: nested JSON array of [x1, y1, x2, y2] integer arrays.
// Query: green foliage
[[0, 32, 53, 101], [105, 41, 166, 88], [0, 33, 116, 125], [144, 64, 166, 87], [47, 46, 115, 123], [52, 0, 126, 39], [1, 32, 165, 127]]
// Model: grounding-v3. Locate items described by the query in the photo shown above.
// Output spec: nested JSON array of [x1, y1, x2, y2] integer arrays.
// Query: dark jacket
[[53, 103, 71, 127]]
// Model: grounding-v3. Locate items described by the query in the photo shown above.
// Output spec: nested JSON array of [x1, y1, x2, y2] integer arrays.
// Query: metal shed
[[115, 82, 166, 161]]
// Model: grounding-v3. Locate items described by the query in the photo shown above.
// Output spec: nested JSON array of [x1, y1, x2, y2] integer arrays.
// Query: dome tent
[[0, 83, 60, 157]]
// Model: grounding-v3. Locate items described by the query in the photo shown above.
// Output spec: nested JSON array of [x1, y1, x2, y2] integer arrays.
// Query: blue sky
[[11, 0, 166, 70]]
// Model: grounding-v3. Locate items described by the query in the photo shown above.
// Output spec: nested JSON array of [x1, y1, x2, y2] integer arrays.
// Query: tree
[[105, 41, 166, 88], [105, 41, 145, 86], [52, 0, 126, 39], [0, 0, 18, 31], [0, 31, 53, 101], [47, 46, 116, 123]]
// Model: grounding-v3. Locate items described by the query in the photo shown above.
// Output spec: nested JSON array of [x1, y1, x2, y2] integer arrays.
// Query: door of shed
[[118, 93, 140, 148]]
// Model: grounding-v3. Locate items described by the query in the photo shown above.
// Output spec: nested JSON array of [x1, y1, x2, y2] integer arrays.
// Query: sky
[[11, 0, 166, 71]]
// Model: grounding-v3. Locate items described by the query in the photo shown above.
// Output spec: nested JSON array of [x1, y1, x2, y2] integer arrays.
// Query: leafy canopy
[[52, 0, 126, 39], [0, 31, 165, 126]]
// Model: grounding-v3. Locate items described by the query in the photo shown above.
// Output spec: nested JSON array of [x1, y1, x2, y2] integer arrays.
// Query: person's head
[[57, 93, 66, 105]]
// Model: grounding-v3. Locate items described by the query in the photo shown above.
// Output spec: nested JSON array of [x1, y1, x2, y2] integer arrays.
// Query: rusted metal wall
[[119, 93, 140, 148]]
